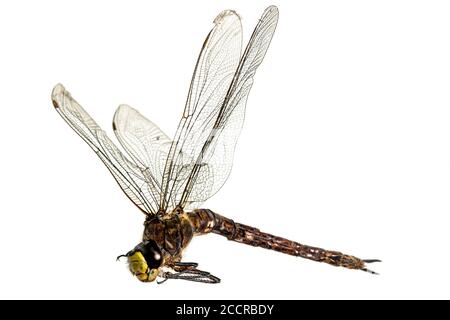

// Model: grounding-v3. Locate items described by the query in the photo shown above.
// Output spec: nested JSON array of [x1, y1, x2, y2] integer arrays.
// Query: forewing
[[159, 9, 243, 211], [179, 6, 279, 208], [52, 84, 158, 214]]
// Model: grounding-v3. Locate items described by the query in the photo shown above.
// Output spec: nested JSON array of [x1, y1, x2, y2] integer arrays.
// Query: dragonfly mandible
[[52, 6, 379, 284]]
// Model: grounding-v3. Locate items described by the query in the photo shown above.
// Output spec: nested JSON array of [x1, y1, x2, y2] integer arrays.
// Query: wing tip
[[51, 83, 66, 108], [263, 6, 279, 21], [113, 104, 133, 129], [117, 103, 131, 110], [52, 83, 65, 95], [214, 9, 240, 25], [266, 5, 279, 13], [113, 104, 139, 132]]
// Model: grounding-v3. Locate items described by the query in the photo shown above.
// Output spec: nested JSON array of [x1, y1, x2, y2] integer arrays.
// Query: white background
[[0, 0, 449, 299]]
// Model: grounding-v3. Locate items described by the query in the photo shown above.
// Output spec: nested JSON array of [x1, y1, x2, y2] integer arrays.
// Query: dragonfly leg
[[174, 261, 199, 270], [161, 263, 221, 284]]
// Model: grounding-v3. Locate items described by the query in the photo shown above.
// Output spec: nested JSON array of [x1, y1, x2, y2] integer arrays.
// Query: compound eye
[[142, 240, 163, 269]]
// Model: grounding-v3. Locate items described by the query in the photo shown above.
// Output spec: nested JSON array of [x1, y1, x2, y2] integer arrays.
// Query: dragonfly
[[52, 6, 379, 284]]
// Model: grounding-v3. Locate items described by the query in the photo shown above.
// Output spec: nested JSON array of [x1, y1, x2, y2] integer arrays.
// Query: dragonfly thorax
[[143, 212, 195, 257]]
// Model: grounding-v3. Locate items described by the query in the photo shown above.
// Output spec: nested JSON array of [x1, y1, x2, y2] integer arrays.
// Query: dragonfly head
[[117, 240, 164, 282]]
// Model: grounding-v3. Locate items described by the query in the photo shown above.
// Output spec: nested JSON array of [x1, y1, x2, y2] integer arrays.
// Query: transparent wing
[[52, 84, 159, 215], [180, 6, 279, 208], [113, 104, 171, 195], [160, 9, 243, 211], [163, 6, 279, 210], [113, 105, 204, 213]]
